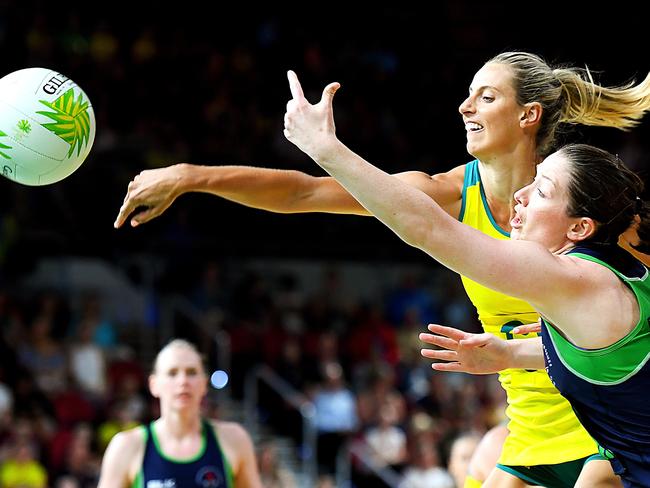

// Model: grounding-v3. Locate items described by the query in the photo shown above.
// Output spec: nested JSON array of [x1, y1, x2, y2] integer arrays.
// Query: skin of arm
[[214, 421, 263, 488], [420, 323, 545, 373], [283, 71, 586, 311], [114, 158, 464, 228], [97, 429, 144, 488], [284, 71, 640, 351]]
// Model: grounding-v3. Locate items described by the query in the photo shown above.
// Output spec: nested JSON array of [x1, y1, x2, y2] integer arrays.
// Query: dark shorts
[[497, 454, 604, 488], [607, 454, 650, 488]]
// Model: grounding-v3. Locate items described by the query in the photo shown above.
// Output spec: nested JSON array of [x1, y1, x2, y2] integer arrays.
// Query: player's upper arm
[[215, 421, 262, 488], [97, 428, 144, 488], [295, 164, 465, 217], [394, 165, 465, 218]]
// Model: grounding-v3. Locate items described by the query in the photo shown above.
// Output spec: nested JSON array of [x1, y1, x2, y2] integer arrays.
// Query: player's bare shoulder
[[98, 425, 146, 488], [430, 163, 467, 189], [210, 419, 252, 447], [111, 425, 146, 452], [209, 420, 254, 466], [422, 163, 467, 216], [392, 163, 465, 218], [107, 426, 147, 469]]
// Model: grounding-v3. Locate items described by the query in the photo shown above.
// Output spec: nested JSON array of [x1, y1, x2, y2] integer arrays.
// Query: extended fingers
[[114, 187, 137, 228], [421, 348, 457, 361], [432, 362, 464, 372], [113, 207, 128, 228], [427, 323, 468, 341], [115, 174, 148, 228], [320, 82, 340, 107], [458, 333, 494, 348], [419, 332, 458, 351], [287, 70, 305, 101], [512, 321, 542, 335]]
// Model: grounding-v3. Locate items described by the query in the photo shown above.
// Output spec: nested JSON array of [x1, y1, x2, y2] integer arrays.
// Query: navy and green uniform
[[541, 243, 650, 488], [133, 419, 234, 488], [460, 160, 600, 488]]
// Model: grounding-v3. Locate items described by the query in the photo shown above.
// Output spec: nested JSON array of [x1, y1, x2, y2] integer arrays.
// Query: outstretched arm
[[114, 157, 463, 228], [420, 324, 545, 373], [114, 164, 368, 227]]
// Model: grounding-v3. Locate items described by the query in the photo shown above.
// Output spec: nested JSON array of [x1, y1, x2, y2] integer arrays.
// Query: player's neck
[[156, 412, 202, 439], [478, 151, 538, 205]]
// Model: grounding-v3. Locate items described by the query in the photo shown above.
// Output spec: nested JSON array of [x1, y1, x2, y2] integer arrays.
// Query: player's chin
[[173, 395, 195, 406], [465, 141, 490, 161], [465, 141, 478, 157]]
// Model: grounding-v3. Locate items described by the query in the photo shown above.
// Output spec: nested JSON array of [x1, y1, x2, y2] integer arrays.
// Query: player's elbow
[[394, 218, 434, 251]]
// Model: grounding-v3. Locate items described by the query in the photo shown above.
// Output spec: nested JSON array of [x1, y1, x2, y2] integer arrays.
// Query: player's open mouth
[[465, 122, 484, 133]]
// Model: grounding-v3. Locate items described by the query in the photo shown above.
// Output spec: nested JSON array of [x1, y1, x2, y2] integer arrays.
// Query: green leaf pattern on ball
[[37, 88, 91, 158], [17, 120, 31, 134], [0, 130, 11, 160]]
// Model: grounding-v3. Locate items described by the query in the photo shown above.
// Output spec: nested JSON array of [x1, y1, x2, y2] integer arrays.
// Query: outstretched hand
[[283, 70, 341, 161], [114, 166, 183, 228], [420, 324, 512, 374]]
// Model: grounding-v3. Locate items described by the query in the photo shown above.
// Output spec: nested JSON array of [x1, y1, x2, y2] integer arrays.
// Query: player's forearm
[[313, 140, 455, 251], [508, 337, 545, 370], [173, 163, 325, 213], [186, 162, 371, 214]]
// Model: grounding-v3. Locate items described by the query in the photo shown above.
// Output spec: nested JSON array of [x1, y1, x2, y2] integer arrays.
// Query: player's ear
[[520, 102, 542, 128], [149, 374, 160, 398], [568, 217, 596, 241]]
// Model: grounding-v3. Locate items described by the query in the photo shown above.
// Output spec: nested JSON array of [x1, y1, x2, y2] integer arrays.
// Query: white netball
[[0, 67, 95, 186]]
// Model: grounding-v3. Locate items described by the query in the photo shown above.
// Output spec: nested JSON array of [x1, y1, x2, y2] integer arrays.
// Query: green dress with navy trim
[[541, 243, 650, 488]]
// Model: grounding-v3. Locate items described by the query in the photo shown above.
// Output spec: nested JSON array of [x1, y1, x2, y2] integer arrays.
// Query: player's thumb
[[320, 82, 340, 107]]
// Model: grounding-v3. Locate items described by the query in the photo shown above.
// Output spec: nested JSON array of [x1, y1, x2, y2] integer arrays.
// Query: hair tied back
[[635, 196, 643, 214]]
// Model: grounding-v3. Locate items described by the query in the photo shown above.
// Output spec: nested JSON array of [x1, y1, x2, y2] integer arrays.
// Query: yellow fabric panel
[[460, 165, 597, 465]]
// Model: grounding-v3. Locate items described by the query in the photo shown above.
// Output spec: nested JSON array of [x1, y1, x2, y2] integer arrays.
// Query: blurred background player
[[97, 339, 262, 488]]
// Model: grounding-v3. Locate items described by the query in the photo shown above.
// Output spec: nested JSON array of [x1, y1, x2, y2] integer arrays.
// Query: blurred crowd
[[0, 258, 505, 487]]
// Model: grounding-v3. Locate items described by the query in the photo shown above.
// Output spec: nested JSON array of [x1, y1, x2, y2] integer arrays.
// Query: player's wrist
[[504, 340, 520, 369], [175, 163, 207, 194], [311, 138, 346, 166]]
